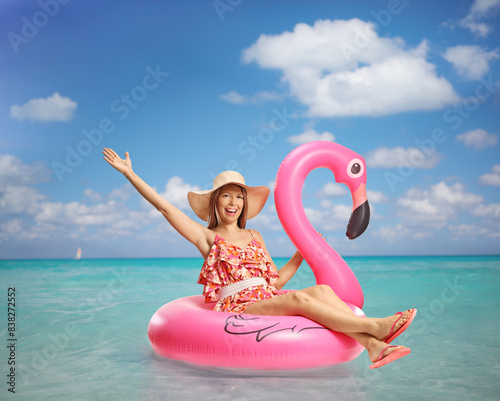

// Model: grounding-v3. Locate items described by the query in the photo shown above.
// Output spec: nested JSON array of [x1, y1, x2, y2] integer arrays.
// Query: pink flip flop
[[383, 308, 417, 344], [369, 346, 411, 369]]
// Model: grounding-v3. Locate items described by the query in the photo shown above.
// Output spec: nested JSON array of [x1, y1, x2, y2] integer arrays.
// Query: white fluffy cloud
[[219, 91, 247, 104], [317, 182, 347, 198], [0, 154, 162, 242], [374, 224, 419, 242], [0, 155, 47, 237], [159, 176, 201, 210], [0, 152, 202, 245], [459, 0, 500, 37], [449, 223, 500, 238], [0, 186, 46, 215], [367, 190, 388, 204], [479, 165, 500, 186], [219, 90, 283, 104], [303, 200, 381, 234], [396, 181, 483, 229], [365, 146, 442, 169], [84, 188, 102, 202], [35, 200, 123, 226], [287, 127, 335, 144], [8, 197, 154, 241], [108, 183, 135, 201], [317, 186, 388, 209], [10, 93, 77, 122], [472, 203, 500, 218], [456, 129, 498, 149], [2, 188, 156, 242], [0, 154, 51, 186], [304, 206, 347, 231], [251, 212, 282, 232], [443, 45, 499, 80], [242, 19, 459, 117]]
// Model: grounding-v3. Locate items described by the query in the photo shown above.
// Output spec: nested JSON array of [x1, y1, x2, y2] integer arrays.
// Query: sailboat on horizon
[[75, 247, 82, 260]]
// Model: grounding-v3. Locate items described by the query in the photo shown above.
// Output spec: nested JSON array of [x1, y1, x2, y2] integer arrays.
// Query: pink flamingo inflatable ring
[[147, 141, 370, 370]]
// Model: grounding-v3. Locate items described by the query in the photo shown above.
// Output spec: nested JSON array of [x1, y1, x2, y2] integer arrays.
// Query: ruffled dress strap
[[197, 235, 226, 303]]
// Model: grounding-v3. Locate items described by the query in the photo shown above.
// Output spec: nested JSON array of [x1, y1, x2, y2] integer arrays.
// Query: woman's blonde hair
[[207, 185, 248, 229]]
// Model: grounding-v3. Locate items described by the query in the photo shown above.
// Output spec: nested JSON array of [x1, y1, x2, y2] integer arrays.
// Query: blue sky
[[1, 0, 499, 259]]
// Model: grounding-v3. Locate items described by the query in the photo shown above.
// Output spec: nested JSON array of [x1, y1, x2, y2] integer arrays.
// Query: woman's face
[[217, 184, 244, 224]]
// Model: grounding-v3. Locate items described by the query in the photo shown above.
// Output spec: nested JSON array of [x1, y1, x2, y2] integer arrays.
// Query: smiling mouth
[[225, 208, 238, 216]]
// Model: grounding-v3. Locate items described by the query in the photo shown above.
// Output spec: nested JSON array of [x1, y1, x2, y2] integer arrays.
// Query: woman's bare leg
[[297, 285, 382, 359], [244, 286, 412, 362], [245, 290, 376, 336], [298, 285, 412, 339], [295, 285, 413, 361]]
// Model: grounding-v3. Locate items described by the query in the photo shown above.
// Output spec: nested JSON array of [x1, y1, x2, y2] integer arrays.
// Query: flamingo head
[[333, 150, 370, 240]]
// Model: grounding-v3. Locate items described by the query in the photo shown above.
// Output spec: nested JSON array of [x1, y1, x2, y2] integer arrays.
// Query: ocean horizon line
[[1, 253, 499, 262]]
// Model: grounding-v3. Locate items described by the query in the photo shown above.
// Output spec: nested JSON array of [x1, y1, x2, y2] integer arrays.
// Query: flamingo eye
[[347, 158, 364, 178]]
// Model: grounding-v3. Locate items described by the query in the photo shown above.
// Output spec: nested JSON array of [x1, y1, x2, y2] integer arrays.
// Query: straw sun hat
[[187, 171, 270, 222]]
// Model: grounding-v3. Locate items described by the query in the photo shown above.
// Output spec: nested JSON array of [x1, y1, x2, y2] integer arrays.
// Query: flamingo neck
[[274, 142, 364, 308]]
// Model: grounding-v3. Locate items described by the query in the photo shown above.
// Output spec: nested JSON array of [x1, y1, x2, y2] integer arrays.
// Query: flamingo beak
[[346, 184, 370, 240]]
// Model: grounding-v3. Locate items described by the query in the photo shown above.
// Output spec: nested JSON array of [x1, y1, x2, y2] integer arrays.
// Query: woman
[[103, 148, 416, 369]]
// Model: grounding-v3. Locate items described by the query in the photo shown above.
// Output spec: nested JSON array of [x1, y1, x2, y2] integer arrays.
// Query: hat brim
[[188, 183, 270, 222]]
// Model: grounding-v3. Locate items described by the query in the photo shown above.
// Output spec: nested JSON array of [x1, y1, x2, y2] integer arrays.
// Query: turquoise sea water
[[1, 256, 499, 401]]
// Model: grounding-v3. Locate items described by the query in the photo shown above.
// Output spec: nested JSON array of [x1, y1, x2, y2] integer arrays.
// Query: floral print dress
[[198, 230, 289, 313]]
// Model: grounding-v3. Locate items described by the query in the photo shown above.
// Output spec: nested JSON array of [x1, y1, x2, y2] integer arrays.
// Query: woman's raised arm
[[102, 148, 213, 257]]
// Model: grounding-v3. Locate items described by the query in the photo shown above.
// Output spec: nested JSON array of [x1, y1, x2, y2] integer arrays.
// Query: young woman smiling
[[103, 147, 417, 369]]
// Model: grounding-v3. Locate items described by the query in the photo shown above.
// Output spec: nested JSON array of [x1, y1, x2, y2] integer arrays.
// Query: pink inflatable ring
[[148, 141, 370, 369]]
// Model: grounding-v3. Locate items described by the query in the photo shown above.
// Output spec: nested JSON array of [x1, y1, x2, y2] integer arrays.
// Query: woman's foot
[[372, 309, 416, 342], [367, 340, 406, 363], [368, 342, 411, 369]]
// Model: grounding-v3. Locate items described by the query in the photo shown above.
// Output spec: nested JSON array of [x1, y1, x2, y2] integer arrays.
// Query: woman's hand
[[103, 148, 132, 175]]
